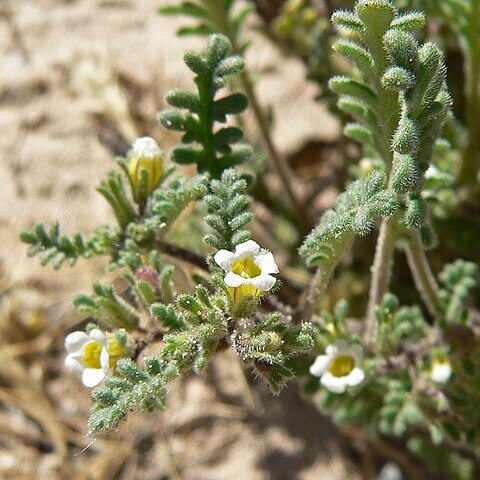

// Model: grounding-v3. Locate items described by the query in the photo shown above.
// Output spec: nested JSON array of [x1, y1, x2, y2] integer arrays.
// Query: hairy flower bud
[[128, 137, 164, 204]]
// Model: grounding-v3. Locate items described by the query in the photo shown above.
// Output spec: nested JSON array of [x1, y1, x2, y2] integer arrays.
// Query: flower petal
[[309, 355, 330, 377], [249, 274, 276, 291], [326, 339, 348, 356], [255, 252, 279, 274], [234, 240, 260, 258], [345, 367, 365, 386], [214, 249, 235, 271], [65, 354, 85, 375], [82, 368, 106, 388], [131, 137, 162, 159], [65, 331, 89, 353], [100, 347, 110, 372], [321, 372, 347, 393], [89, 329, 107, 346], [431, 363, 451, 383], [224, 272, 248, 287]]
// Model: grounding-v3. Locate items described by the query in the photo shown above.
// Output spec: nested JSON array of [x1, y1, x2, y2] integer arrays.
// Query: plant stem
[[209, 2, 310, 224], [458, 0, 480, 187], [405, 231, 441, 317], [156, 240, 208, 270], [301, 236, 353, 322], [364, 24, 401, 342], [302, 267, 333, 322], [239, 70, 308, 222], [365, 213, 400, 345]]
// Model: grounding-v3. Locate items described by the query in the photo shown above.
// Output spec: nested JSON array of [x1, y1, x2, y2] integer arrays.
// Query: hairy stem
[[301, 236, 353, 322], [364, 24, 401, 339], [405, 232, 441, 317], [156, 240, 208, 270], [207, 2, 310, 225], [239, 70, 309, 223], [365, 213, 400, 345], [302, 267, 333, 322], [458, 0, 480, 187]]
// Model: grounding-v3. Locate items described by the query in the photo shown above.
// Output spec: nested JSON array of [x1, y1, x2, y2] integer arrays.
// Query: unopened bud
[[128, 137, 164, 204]]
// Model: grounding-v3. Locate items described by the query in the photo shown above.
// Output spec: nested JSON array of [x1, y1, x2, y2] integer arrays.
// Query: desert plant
[[21, 1, 480, 478]]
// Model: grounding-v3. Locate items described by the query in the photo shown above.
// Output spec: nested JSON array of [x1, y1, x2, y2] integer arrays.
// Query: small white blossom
[[309, 339, 365, 394], [214, 240, 279, 301], [430, 357, 452, 384], [425, 165, 440, 179], [131, 137, 163, 159], [65, 329, 110, 388]]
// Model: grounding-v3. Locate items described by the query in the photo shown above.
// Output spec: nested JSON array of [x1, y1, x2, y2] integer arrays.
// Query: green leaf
[[332, 10, 365, 32], [160, 34, 250, 177], [329, 76, 378, 111]]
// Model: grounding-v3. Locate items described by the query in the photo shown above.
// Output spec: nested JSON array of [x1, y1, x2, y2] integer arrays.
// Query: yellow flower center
[[232, 257, 261, 279], [107, 338, 127, 368], [82, 341, 103, 369], [328, 354, 355, 378]]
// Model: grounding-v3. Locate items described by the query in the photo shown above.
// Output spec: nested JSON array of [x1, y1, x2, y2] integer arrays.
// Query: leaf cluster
[[203, 168, 253, 252], [438, 260, 479, 325], [159, 34, 252, 177], [20, 222, 119, 270], [160, 0, 253, 53], [332, 0, 451, 231], [374, 293, 428, 355], [300, 171, 398, 266], [232, 313, 315, 393]]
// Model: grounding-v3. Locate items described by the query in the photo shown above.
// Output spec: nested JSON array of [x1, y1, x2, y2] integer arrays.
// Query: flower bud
[[128, 137, 164, 204]]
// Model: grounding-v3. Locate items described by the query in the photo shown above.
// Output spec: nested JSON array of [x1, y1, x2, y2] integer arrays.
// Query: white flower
[[430, 357, 452, 384], [131, 137, 163, 159], [425, 165, 440, 179], [214, 240, 279, 301], [64, 329, 110, 388], [309, 339, 365, 394]]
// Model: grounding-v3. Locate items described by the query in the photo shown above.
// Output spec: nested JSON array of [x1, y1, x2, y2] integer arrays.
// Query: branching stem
[[302, 266, 333, 323], [156, 240, 208, 270], [239, 69, 309, 225], [405, 232, 441, 317], [302, 236, 353, 322], [365, 213, 400, 345]]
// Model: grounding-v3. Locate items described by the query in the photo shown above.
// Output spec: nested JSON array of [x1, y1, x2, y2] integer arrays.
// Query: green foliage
[[159, 0, 253, 53], [408, 437, 474, 480], [232, 313, 315, 393], [203, 168, 253, 252], [146, 175, 208, 232], [88, 274, 314, 431], [20, 221, 118, 270], [90, 285, 229, 432], [374, 293, 428, 354], [159, 34, 252, 177], [74, 282, 140, 330], [379, 378, 425, 437], [89, 357, 167, 433], [300, 171, 398, 266], [331, 0, 451, 233], [97, 171, 137, 228], [20, 3, 480, 477], [438, 260, 479, 324]]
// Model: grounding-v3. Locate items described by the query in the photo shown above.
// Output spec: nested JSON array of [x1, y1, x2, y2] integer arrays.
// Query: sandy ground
[[0, 1, 358, 479]]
